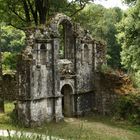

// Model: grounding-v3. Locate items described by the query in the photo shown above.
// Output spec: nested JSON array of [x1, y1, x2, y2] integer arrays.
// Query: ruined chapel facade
[[17, 13, 106, 126]]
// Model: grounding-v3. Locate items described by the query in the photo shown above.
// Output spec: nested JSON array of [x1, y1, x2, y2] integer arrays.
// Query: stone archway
[[50, 13, 75, 61], [61, 84, 73, 117]]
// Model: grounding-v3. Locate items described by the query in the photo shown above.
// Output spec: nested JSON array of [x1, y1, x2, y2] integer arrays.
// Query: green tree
[[2, 52, 17, 74], [117, 0, 140, 86], [1, 25, 25, 52], [0, 25, 25, 73], [0, 0, 93, 29], [122, 0, 137, 5], [103, 7, 123, 68]]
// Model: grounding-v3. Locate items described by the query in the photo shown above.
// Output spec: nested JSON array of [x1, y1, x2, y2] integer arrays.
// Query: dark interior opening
[[61, 84, 73, 117], [58, 20, 74, 61], [40, 44, 46, 65]]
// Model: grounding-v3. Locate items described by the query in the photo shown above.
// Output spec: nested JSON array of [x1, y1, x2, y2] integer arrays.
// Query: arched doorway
[[61, 84, 73, 117]]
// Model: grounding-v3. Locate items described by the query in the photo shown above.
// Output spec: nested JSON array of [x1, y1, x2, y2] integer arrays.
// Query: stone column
[[94, 43, 97, 71], [52, 38, 63, 121]]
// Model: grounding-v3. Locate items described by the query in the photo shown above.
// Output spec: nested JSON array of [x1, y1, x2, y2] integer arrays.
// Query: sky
[[94, 0, 128, 10]]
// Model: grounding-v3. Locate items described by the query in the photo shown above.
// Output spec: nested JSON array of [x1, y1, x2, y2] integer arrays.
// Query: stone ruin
[[16, 13, 106, 126]]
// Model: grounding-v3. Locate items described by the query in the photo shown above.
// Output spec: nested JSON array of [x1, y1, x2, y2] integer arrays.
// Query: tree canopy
[[117, 0, 140, 71], [0, 0, 93, 29], [0, 25, 25, 74], [117, 0, 140, 86], [122, 0, 137, 5], [1, 25, 25, 52]]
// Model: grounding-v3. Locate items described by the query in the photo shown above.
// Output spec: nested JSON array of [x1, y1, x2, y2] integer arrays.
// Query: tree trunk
[[0, 31, 4, 113], [36, 0, 49, 25]]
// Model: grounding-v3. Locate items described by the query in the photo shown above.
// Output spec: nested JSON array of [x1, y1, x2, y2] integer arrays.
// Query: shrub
[[113, 93, 140, 124], [100, 64, 114, 74]]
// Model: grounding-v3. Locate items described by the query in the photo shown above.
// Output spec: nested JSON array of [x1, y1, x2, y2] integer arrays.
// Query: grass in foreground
[[0, 102, 15, 130], [0, 102, 140, 140]]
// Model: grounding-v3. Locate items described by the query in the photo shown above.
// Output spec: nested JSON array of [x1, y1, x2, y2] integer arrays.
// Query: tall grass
[[1, 102, 140, 140]]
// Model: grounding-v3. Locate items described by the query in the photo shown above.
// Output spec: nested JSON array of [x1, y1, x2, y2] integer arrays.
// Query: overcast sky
[[94, 0, 128, 10]]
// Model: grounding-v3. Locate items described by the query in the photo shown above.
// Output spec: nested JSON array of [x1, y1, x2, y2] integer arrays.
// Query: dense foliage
[[1, 26, 25, 52], [1, 25, 25, 74], [122, 0, 137, 5], [0, 0, 93, 29], [117, 0, 140, 87], [114, 93, 140, 124]]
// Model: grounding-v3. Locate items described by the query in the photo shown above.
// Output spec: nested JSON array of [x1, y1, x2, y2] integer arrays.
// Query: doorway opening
[[61, 84, 73, 117]]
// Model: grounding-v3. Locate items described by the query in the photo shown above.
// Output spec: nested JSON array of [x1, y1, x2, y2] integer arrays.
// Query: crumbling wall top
[[50, 13, 72, 34]]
